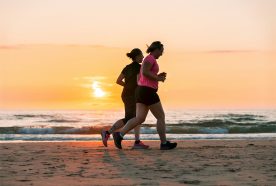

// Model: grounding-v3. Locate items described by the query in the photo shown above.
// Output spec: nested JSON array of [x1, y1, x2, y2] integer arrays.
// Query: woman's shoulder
[[144, 54, 156, 63], [122, 62, 139, 73], [121, 64, 131, 74]]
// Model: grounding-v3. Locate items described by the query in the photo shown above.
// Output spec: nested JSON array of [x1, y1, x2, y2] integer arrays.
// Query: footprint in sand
[[247, 143, 255, 146], [228, 167, 241, 172], [180, 180, 201, 184], [17, 179, 32, 182]]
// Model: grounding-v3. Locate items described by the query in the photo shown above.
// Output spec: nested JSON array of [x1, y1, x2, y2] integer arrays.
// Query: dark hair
[[126, 48, 142, 60], [146, 41, 164, 53]]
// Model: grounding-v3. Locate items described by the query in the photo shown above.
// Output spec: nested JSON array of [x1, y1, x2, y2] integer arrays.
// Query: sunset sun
[[91, 81, 106, 98]]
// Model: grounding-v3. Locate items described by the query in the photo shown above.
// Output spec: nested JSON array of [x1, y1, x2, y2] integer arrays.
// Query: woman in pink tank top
[[113, 41, 177, 150], [138, 54, 159, 89]]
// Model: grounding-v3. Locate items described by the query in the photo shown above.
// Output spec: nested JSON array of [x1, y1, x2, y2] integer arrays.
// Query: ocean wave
[[11, 114, 80, 123], [37, 119, 80, 123], [14, 114, 54, 119], [146, 119, 276, 127], [225, 113, 265, 118], [0, 111, 274, 135], [0, 122, 275, 135], [166, 124, 276, 134], [0, 126, 106, 134]]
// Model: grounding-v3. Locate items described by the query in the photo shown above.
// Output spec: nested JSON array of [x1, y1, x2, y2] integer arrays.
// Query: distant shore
[[1, 139, 275, 185]]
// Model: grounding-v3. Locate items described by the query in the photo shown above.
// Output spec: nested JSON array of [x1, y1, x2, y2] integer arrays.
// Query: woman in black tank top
[[101, 48, 149, 149]]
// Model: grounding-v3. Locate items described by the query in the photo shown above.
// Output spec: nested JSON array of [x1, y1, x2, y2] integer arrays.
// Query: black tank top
[[121, 62, 141, 97]]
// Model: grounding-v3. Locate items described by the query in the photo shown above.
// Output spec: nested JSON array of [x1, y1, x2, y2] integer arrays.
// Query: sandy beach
[[0, 139, 275, 186]]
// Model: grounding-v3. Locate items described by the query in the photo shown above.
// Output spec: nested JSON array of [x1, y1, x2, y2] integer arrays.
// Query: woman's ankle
[[119, 132, 124, 138]]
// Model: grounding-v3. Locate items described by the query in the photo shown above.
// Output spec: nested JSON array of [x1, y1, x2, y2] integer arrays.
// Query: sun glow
[[92, 81, 106, 98]]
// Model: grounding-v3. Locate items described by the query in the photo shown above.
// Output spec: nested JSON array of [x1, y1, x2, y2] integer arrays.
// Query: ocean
[[0, 109, 275, 142]]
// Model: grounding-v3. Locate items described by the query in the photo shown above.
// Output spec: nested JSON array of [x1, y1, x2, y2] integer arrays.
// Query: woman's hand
[[157, 72, 167, 82], [159, 72, 167, 77]]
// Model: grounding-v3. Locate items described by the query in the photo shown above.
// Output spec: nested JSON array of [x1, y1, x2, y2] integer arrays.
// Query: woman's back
[[121, 62, 141, 97]]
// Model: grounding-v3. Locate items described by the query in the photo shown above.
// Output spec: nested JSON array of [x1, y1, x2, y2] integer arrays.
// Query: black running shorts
[[135, 86, 160, 106]]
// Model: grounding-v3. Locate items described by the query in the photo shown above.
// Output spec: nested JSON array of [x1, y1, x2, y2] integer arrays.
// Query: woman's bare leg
[[134, 125, 141, 141], [121, 103, 149, 136], [149, 102, 167, 143], [108, 119, 125, 133]]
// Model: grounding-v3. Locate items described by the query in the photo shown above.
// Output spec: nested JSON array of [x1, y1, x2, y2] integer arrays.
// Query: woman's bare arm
[[142, 61, 165, 82], [116, 73, 125, 86]]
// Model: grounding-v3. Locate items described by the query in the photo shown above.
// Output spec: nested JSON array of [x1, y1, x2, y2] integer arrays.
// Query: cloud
[[74, 76, 113, 86], [74, 76, 107, 81], [0, 45, 20, 50], [203, 50, 259, 54]]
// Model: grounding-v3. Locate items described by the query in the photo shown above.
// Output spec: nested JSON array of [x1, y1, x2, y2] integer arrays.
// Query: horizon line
[[0, 43, 271, 54]]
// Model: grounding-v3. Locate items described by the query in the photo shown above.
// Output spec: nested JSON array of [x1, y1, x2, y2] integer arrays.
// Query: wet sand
[[0, 139, 275, 186]]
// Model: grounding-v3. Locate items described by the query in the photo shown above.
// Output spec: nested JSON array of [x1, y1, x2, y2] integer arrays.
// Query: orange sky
[[0, 0, 275, 110]]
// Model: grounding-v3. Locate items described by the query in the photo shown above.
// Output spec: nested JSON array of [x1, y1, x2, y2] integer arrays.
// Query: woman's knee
[[136, 117, 146, 123]]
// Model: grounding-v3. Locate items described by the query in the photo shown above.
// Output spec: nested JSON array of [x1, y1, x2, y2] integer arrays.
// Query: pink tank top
[[138, 54, 159, 89]]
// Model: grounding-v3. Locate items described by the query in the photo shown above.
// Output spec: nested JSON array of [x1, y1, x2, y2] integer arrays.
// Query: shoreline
[[1, 133, 276, 142], [1, 137, 276, 144], [1, 139, 276, 185]]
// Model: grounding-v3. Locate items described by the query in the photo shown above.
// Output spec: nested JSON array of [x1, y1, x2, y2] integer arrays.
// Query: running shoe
[[160, 141, 177, 150], [113, 132, 123, 149], [101, 130, 110, 147], [132, 141, 150, 149]]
